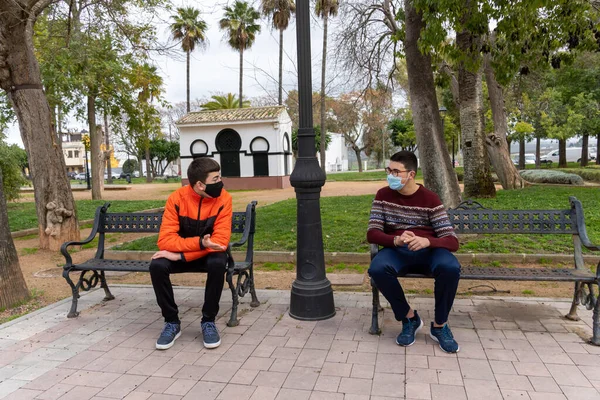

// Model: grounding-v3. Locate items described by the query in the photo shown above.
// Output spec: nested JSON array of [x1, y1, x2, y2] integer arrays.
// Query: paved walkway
[[1, 286, 599, 400]]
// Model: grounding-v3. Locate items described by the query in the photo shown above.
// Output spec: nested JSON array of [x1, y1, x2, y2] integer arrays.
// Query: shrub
[[519, 169, 584, 185], [0, 143, 28, 201], [562, 168, 600, 183]]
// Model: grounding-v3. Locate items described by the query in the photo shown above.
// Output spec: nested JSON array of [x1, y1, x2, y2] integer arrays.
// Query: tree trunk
[[105, 111, 112, 184], [456, 28, 495, 199], [404, 1, 461, 208], [145, 146, 152, 182], [581, 134, 589, 166], [518, 137, 525, 170], [0, 4, 80, 251], [186, 50, 190, 113], [239, 47, 244, 108], [597, 133, 600, 165], [88, 94, 103, 199], [278, 28, 284, 106], [535, 137, 540, 168], [319, 12, 328, 172], [355, 147, 363, 173], [483, 53, 527, 189], [559, 139, 567, 168], [0, 169, 30, 309]]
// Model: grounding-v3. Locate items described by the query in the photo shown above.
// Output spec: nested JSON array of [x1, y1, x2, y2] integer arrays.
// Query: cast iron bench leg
[[593, 282, 600, 346], [226, 270, 239, 327], [63, 269, 80, 318], [566, 282, 581, 321], [249, 267, 260, 307], [369, 277, 382, 335], [100, 271, 115, 301]]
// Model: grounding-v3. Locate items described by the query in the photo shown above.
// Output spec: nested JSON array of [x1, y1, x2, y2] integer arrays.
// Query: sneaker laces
[[439, 325, 455, 341], [162, 322, 178, 336], [400, 318, 416, 336], [203, 322, 218, 336]]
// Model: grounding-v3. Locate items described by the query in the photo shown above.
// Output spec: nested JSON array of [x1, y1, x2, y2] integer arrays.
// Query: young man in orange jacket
[[150, 157, 232, 350]]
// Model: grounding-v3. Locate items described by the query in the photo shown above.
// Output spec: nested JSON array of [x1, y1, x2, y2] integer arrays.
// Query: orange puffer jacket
[[157, 185, 232, 262]]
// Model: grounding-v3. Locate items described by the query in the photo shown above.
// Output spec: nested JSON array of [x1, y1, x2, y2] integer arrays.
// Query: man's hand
[[202, 234, 227, 251], [152, 250, 181, 261], [404, 235, 430, 251]]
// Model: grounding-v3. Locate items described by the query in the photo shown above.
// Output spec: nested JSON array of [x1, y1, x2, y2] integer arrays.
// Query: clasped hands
[[394, 231, 430, 251], [152, 234, 227, 261]]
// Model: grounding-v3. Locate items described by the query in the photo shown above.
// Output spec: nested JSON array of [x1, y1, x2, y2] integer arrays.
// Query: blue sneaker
[[156, 322, 181, 350], [201, 321, 221, 349], [429, 323, 460, 353], [396, 310, 423, 347]]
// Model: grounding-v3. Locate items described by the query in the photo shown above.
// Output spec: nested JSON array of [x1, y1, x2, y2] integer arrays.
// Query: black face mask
[[203, 181, 224, 198]]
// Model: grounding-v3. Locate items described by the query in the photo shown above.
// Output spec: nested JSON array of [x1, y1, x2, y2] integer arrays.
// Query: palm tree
[[170, 7, 208, 113], [315, 0, 339, 171], [220, 1, 261, 108], [260, 0, 296, 105], [201, 93, 251, 110]]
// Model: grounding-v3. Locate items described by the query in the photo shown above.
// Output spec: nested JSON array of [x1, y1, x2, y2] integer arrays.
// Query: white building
[[177, 106, 293, 190], [321, 132, 349, 172]]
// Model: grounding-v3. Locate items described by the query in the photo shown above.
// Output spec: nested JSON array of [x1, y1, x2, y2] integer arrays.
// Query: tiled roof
[[177, 106, 286, 125]]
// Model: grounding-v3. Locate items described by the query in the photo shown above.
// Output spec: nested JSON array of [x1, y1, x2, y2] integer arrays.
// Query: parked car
[[75, 172, 88, 180], [119, 170, 139, 179], [512, 153, 536, 165], [540, 147, 595, 164], [67, 171, 77, 179]]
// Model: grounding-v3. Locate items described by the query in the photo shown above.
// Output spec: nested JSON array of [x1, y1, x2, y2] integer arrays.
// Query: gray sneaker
[[396, 311, 423, 347]]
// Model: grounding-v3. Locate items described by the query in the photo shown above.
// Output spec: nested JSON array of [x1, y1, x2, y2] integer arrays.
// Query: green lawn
[[114, 186, 600, 255], [8, 200, 166, 232]]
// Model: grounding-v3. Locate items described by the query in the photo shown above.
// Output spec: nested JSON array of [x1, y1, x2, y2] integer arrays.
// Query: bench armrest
[[61, 202, 111, 268], [570, 197, 600, 251], [370, 243, 379, 260], [230, 201, 257, 248]]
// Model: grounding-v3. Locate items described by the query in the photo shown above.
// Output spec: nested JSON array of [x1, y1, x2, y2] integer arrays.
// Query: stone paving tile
[[275, 388, 311, 400], [370, 373, 404, 398], [430, 384, 466, 400]]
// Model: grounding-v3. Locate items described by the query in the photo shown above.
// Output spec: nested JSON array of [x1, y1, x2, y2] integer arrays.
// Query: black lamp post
[[84, 147, 91, 190], [288, 0, 335, 321], [439, 106, 452, 168]]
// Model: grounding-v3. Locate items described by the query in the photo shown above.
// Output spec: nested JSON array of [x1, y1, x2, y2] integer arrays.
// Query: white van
[[540, 147, 594, 163]]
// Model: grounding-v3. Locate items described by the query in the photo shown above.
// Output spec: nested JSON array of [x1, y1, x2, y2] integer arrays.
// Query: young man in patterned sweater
[[367, 151, 461, 353]]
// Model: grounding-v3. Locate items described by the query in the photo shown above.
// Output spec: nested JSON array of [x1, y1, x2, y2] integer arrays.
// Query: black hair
[[188, 157, 220, 186], [390, 150, 418, 172]]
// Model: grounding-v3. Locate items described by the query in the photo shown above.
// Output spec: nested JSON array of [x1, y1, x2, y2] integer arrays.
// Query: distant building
[[177, 106, 293, 190], [321, 132, 349, 172], [61, 131, 85, 174]]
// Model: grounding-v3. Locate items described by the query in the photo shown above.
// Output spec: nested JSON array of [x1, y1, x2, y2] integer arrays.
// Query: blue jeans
[[368, 246, 461, 325]]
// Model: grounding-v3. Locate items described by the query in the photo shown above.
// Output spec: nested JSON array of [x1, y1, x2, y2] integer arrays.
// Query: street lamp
[[439, 106, 453, 168], [288, 0, 335, 321]]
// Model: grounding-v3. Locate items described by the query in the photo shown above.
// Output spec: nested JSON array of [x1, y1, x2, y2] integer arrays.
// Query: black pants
[[149, 252, 228, 324]]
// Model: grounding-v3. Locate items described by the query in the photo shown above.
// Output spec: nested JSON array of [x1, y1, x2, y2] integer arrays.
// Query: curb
[[10, 207, 165, 239], [104, 250, 597, 265]]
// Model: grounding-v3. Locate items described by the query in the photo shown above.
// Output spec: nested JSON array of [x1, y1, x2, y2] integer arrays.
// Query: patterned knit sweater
[[367, 184, 459, 252]]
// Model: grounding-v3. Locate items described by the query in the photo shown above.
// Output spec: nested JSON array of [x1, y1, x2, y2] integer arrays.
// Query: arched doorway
[[283, 133, 291, 175], [250, 137, 270, 177], [216, 129, 242, 177]]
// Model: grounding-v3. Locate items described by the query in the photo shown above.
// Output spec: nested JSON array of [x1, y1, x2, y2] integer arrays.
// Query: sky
[[5, 0, 328, 148]]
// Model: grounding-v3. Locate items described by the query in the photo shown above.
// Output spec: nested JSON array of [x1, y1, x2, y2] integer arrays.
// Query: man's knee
[[368, 250, 394, 279], [432, 255, 461, 280], [205, 252, 228, 273], [149, 258, 171, 276]]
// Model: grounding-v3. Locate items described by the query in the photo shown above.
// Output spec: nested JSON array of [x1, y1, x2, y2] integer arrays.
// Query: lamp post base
[[289, 278, 336, 321]]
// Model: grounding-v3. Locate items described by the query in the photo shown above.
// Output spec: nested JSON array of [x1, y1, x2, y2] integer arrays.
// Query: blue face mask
[[387, 174, 404, 191]]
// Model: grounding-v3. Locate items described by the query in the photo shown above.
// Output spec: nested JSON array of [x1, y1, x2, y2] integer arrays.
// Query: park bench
[[368, 196, 600, 345], [61, 200, 259, 327]]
